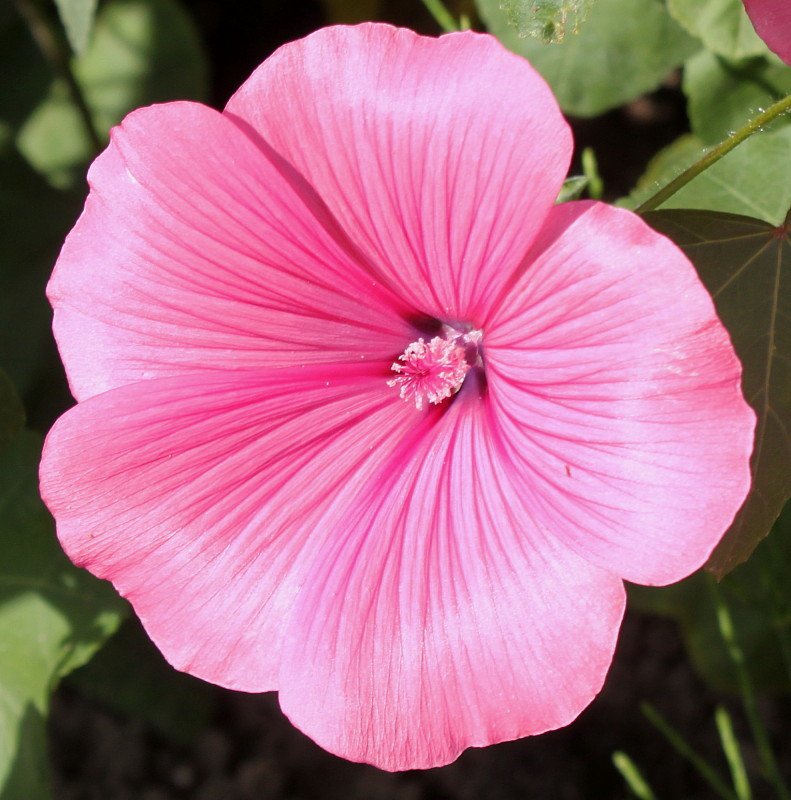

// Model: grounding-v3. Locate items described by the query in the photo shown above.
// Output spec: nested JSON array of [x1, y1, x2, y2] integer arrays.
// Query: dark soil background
[[51, 610, 791, 799], [45, 1, 788, 798]]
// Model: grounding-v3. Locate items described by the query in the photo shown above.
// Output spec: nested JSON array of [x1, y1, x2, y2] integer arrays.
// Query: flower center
[[388, 327, 482, 410]]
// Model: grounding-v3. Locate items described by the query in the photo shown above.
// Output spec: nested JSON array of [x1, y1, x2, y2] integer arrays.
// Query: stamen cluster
[[388, 336, 470, 410]]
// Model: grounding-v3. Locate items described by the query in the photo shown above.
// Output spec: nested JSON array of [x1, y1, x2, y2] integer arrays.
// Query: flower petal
[[225, 24, 572, 323], [49, 101, 412, 402], [743, 0, 791, 64], [278, 393, 625, 771], [39, 367, 418, 691], [485, 201, 755, 586]]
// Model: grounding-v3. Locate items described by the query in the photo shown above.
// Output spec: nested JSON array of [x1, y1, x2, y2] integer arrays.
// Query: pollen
[[388, 336, 471, 410]]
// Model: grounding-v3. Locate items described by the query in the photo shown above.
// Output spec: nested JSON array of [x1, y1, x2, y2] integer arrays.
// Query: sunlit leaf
[[667, 0, 768, 60], [623, 129, 791, 226], [684, 50, 791, 144], [556, 175, 589, 203], [17, 0, 208, 188], [645, 208, 791, 575], [477, 0, 699, 116], [53, 0, 98, 54], [0, 432, 126, 798], [498, 0, 595, 43]]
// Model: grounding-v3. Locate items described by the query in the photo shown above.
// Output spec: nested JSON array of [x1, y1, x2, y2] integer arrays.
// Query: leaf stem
[[715, 706, 752, 800], [420, 0, 460, 32], [612, 751, 658, 800], [709, 579, 790, 800], [582, 147, 603, 200], [641, 702, 738, 800], [636, 92, 791, 214], [13, 0, 103, 156]]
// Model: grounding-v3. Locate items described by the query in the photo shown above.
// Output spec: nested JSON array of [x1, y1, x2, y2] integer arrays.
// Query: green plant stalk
[[612, 751, 658, 800], [641, 702, 738, 800], [420, 0, 460, 32], [582, 147, 603, 200], [715, 706, 752, 800], [13, 0, 103, 155], [710, 579, 790, 800], [636, 92, 791, 214]]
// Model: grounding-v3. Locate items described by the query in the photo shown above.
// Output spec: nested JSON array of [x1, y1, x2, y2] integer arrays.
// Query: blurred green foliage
[[667, 0, 765, 59], [0, 0, 210, 795], [685, 51, 791, 144], [19, 0, 208, 188], [476, 0, 699, 116], [0, 431, 127, 799], [53, 0, 98, 54]]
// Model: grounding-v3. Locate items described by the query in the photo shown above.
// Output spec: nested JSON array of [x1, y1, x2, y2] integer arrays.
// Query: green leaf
[[667, 0, 768, 60], [0, 431, 127, 797], [629, 500, 791, 694], [624, 129, 791, 226], [53, 0, 99, 54], [498, 0, 595, 44], [644, 208, 791, 575], [684, 50, 791, 144], [477, 0, 699, 116], [556, 175, 589, 203], [613, 751, 658, 800], [0, 372, 24, 447], [17, 0, 209, 188], [621, 133, 702, 208], [0, 705, 50, 800]]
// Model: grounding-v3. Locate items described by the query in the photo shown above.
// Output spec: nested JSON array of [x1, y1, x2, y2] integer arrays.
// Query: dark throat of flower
[[388, 322, 484, 411]]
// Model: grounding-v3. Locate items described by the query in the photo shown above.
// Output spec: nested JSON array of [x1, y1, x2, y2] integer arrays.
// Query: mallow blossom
[[743, 0, 791, 64], [40, 24, 755, 771]]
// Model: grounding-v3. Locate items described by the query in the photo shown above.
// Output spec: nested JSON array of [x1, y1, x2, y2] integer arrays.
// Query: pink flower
[[40, 24, 754, 771], [743, 0, 791, 64]]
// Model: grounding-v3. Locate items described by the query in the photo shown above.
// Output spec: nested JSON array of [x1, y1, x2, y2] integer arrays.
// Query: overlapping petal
[[743, 0, 791, 64], [40, 366, 418, 691], [278, 392, 625, 770], [49, 101, 413, 402], [484, 201, 755, 585], [226, 24, 572, 323]]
